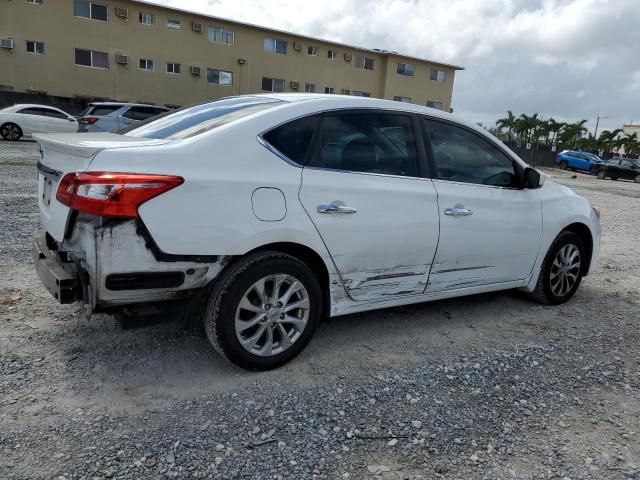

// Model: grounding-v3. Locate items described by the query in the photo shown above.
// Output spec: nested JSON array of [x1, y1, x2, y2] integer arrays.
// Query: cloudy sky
[[156, 0, 638, 132]]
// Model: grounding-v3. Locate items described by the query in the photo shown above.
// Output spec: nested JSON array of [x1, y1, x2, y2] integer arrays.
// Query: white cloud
[[154, 0, 639, 129]]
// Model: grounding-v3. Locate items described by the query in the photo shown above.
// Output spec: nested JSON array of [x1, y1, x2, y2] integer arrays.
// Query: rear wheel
[[558, 160, 568, 170], [597, 170, 607, 179], [0, 123, 22, 141], [530, 231, 585, 305], [634, 175, 640, 183], [204, 251, 322, 370]]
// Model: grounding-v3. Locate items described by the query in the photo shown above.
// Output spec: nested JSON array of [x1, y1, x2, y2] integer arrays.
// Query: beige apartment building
[[0, 0, 463, 110]]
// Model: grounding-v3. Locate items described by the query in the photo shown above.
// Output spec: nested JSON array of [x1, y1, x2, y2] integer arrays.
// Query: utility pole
[[594, 115, 610, 138]]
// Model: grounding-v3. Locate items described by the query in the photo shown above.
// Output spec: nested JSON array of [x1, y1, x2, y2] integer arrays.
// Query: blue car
[[555, 150, 602, 172]]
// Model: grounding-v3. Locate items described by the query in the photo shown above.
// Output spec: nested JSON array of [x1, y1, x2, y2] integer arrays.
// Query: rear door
[[41, 107, 78, 133], [421, 118, 542, 292], [299, 111, 440, 301]]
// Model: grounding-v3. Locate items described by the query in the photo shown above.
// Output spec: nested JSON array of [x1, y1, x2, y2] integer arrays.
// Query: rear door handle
[[318, 204, 357, 214], [444, 207, 473, 217]]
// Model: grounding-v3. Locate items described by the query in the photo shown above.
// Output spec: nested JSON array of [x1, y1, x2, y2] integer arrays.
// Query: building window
[[430, 69, 446, 82], [307, 46, 318, 56], [167, 62, 181, 74], [26, 40, 45, 55], [427, 100, 444, 110], [167, 18, 181, 29], [396, 63, 415, 76], [74, 48, 108, 69], [139, 58, 154, 70], [26, 0, 44, 5], [304, 83, 315, 93], [208, 27, 234, 45], [324, 87, 335, 94], [355, 55, 374, 71], [73, 0, 108, 21], [327, 50, 336, 60], [262, 77, 285, 92], [394, 96, 411, 103], [207, 68, 233, 85], [264, 37, 287, 54], [352, 90, 371, 97], [139, 12, 155, 25]]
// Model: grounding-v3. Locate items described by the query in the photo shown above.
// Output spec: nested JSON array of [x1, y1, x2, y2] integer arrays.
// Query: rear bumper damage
[[33, 219, 228, 314]]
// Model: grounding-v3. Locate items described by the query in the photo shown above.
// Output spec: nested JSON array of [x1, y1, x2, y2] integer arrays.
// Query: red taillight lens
[[56, 172, 184, 218], [79, 117, 98, 124]]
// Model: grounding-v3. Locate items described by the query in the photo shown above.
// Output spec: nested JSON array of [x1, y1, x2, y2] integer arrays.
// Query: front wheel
[[634, 175, 640, 184], [204, 251, 322, 370], [530, 231, 585, 305], [0, 123, 22, 141], [558, 160, 569, 170], [597, 170, 607, 179]]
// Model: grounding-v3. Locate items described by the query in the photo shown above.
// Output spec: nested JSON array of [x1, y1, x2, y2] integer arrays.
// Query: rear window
[[82, 104, 122, 116], [262, 115, 318, 165], [122, 97, 285, 140]]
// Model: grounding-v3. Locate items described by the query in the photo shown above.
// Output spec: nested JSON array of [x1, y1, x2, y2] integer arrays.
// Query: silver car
[[78, 102, 170, 133]]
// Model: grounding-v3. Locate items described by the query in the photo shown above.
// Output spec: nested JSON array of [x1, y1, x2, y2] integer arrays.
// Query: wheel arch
[[561, 222, 593, 276]]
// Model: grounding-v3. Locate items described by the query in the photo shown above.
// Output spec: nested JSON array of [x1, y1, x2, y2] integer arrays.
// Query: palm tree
[[597, 128, 624, 154], [622, 132, 639, 157], [558, 120, 588, 147], [547, 118, 564, 146], [496, 110, 516, 142]]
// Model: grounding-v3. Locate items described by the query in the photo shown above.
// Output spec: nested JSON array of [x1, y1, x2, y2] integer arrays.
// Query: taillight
[[79, 117, 98, 124], [56, 172, 184, 218]]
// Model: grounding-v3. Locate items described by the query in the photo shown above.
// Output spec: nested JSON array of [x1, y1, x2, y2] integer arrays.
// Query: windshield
[[585, 153, 601, 162], [122, 96, 285, 140]]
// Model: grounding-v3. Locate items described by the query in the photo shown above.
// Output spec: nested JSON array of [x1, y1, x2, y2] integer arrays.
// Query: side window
[[423, 119, 519, 187], [44, 109, 68, 119], [91, 105, 121, 116], [262, 116, 318, 165], [18, 107, 50, 117], [310, 113, 418, 177], [123, 106, 159, 121]]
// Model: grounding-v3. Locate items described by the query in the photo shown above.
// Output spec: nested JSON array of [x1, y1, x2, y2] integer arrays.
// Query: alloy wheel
[[597, 171, 606, 179], [550, 244, 581, 297], [235, 273, 310, 357], [1, 124, 21, 141], [634, 175, 640, 183]]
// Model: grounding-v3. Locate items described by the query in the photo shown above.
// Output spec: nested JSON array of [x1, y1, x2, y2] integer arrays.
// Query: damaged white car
[[34, 94, 601, 370]]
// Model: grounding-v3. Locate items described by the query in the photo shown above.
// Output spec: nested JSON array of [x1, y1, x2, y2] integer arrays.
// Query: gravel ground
[[1, 140, 639, 480]]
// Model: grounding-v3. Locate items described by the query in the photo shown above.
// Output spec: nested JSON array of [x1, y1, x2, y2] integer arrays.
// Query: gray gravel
[[1, 141, 639, 479]]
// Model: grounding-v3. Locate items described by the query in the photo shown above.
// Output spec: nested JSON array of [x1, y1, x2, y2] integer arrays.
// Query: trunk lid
[[34, 133, 172, 241]]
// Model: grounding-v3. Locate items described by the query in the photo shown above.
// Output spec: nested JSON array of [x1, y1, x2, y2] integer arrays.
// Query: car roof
[[89, 102, 169, 108], [2, 104, 66, 112]]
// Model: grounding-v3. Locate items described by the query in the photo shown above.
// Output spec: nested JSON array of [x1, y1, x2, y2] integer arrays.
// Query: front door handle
[[318, 204, 357, 214], [444, 206, 473, 217]]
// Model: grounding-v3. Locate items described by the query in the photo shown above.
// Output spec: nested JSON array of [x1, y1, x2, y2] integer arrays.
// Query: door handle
[[444, 207, 473, 217], [317, 204, 357, 214]]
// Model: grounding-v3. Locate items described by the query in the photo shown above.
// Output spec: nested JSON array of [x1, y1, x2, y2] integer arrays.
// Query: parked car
[[554, 150, 602, 172], [32, 94, 601, 370], [0, 104, 78, 141], [594, 157, 640, 182], [78, 102, 171, 133]]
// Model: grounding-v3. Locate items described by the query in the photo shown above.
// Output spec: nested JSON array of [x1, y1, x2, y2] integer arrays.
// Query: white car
[[33, 94, 601, 370], [0, 104, 79, 141]]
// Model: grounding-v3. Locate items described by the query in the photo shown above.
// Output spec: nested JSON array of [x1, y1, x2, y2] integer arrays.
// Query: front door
[[421, 118, 543, 292], [299, 111, 439, 302]]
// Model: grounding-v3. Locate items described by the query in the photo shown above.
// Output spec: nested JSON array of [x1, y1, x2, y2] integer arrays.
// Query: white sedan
[[0, 104, 79, 141], [32, 94, 601, 370]]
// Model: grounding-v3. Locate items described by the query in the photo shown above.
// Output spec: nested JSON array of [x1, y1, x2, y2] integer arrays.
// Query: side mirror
[[524, 167, 545, 189]]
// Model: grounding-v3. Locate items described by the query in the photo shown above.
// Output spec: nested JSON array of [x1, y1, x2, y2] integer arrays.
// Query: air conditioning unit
[[293, 42, 303, 51], [344, 53, 353, 62], [190, 66, 201, 76], [115, 7, 128, 18], [192, 21, 202, 32], [0, 38, 14, 50], [290, 81, 300, 90], [342, 89, 351, 95], [115, 54, 128, 65]]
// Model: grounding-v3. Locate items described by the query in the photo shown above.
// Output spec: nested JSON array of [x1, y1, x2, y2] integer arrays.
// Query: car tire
[[529, 231, 586, 305], [204, 251, 322, 370], [558, 160, 568, 170], [0, 122, 23, 141], [597, 170, 607, 179], [634, 175, 640, 183]]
